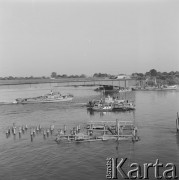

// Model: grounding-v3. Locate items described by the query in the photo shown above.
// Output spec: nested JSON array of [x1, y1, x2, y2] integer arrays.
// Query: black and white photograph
[[0, 0, 179, 179]]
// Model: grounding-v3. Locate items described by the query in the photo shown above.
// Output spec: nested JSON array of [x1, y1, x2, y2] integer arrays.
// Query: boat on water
[[112, 101, 135, 111], [14, 90, 74, 104], [86, 96, 115, 109], [86, 100, 101, 109], [87, 95, 135, 112], [104, 95, 126, 104], [91, 103, 113, 112], [161, 85, 177, 90], [133, 85, 177, 91], [118, 88, 132, 93]]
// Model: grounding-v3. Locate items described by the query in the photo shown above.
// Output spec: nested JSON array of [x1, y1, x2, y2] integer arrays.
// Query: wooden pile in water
[[177, 112, 179, 132], [5, 123, 55, 142]]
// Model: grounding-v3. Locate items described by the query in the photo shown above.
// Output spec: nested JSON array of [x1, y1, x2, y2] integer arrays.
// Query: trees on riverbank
[[132, 69, 179, 85], [0, 69, 178, 85]]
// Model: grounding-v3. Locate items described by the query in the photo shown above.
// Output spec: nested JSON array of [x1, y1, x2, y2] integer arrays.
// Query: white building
[[116, 74, 131, 79]]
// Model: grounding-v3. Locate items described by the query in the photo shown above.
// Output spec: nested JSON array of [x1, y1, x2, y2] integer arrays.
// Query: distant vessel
[[161, 85, 177, 90], [118, 88, 132, 93], [14, 90, 73, 104], [134, 85, 177, 91]]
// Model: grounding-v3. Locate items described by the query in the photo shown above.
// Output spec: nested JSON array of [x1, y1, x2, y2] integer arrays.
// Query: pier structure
[[55, 120, 139, 143], [5, 121, 139, 143], [86, 120, 139, 141]]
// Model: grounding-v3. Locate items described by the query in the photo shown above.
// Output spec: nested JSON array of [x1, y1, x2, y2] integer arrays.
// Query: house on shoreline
[[116, 74, 131, 79]]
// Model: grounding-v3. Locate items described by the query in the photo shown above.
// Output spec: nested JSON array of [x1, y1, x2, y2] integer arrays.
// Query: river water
[[0, 83, 178, 180]]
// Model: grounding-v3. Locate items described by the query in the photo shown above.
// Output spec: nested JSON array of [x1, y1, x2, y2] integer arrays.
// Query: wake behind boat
[[14, 90, 73, 104]]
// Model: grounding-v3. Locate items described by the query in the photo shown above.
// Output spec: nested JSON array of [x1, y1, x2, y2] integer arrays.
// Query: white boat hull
[[15, 97, 73, 104], [162, 85, 177, 90], [14, 91, 73, 104]]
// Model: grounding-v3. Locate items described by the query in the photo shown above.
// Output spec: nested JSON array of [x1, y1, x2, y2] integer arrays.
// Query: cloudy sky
[[0, 0, 179, 77]]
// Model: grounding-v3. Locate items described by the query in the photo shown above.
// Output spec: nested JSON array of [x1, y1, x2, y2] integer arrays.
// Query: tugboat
[[91, 103, 113, 112], [87, 95, 135, 112], [112, 101, 135, 111], [14, 90, 73, 104]]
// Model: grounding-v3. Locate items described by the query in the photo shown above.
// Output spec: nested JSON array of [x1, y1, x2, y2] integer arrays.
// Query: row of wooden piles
[[5, 123, 55, 141]]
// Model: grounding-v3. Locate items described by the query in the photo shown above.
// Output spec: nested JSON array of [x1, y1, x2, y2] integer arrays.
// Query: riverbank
[[0, 78, 97, 86], [0, 77, 135, 86]]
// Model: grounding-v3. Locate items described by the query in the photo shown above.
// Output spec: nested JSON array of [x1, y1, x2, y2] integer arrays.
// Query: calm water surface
[[0, 84, 178, 180]]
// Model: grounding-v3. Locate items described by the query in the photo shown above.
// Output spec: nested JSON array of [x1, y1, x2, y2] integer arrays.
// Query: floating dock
[[55, 120, 139, 143]]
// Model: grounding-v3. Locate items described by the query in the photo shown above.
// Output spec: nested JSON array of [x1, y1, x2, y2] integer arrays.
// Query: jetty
[[5, 121, 139, 143], [55, 120, 139, 143]]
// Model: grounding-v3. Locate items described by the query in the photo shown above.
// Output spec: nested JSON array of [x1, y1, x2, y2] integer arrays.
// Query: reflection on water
[[87, 108, 136, 118], [103, 90, 136, 103], [0, 84, 179, 179]]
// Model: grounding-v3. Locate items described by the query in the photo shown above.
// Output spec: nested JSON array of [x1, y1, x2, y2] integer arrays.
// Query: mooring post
[[8, 127, 11, 135], [177, 112, 179, 132], [78, 124, 80, 133], [25, 125, 28, 131], [64, 125, 67, 134], [13, 128, 16, 136], [30, 133, 33, 142], [120, 126, 123, 136], [39, 124, 41, 132], [132, 127, 138, 141], [43, 130, 46, 139], [22, 126, 25, 134], [90, 123, 93, 130], [47, 129, 50, 137], [103, 124, 106, 135], [117, 120, 119, 141], [116, 119, 118, 134], [6, 130, 9, 138], [19, 127, 22, 138], [76, 125, 79, 133]]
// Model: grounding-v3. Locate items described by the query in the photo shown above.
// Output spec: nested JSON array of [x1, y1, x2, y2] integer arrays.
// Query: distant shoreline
[[0, 78, 87, 86], [0, 77, 178, 87], [0, 78, 134, 86]]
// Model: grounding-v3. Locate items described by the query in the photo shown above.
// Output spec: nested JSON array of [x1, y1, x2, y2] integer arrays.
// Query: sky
[[0, 0, 179, 77]]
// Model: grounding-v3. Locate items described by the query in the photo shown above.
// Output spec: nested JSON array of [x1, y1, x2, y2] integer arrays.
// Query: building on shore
[[116, 74, 131, 79]]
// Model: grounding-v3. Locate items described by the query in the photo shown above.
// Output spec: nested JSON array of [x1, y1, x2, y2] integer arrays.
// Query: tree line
[[0, 69, 179, 85], [132, 69, 179, 79], [51, 72, 86, 78], [132, 69, 179, 85]]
